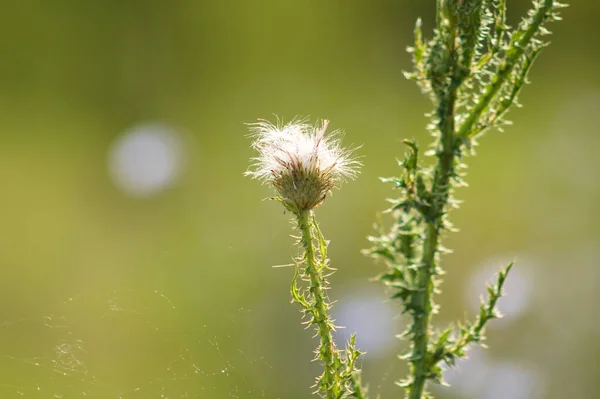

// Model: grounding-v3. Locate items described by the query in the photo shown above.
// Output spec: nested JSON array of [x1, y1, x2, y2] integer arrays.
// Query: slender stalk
[[408, 77, 460, 399], [297, 209, 342, 399]]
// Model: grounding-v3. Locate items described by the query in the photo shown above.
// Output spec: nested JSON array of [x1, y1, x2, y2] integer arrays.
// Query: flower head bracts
[[245, 118, 360, 213]]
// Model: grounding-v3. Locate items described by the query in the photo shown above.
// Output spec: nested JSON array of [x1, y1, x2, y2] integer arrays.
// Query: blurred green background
[[0, 1, 598, 398]]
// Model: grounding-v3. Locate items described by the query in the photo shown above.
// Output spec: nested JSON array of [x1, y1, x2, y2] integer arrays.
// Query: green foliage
[[366, 1, 565, 398]]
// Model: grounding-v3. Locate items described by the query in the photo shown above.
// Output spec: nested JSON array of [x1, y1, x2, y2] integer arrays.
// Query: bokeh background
[[1, 1, 598, 398]]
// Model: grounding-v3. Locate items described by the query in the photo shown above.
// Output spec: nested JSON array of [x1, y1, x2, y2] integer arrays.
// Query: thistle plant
[[366, 0, 565, 398], [245, 119, 367, 398], [246, 1, 564, 398]]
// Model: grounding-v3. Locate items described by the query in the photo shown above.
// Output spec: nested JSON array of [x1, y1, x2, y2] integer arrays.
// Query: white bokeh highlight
[[440, 347, 544, 399], [108, 123, 185, 197], [332, 285, 397, 358], [482, 362, 544, 399]]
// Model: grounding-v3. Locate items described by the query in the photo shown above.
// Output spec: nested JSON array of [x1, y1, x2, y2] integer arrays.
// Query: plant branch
[[456, 0, 557, 141], [428, 262, 513, 367], [292, 211, 369, 398], [407, 77, 460, 399], [296, 209, 343, 399]]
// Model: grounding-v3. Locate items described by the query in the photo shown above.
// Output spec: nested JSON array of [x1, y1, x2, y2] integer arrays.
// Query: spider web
[[0, 289, 271, 399]]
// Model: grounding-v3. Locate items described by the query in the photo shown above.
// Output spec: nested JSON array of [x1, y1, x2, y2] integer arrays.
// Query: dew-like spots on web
[[0, 290, 270, 398]]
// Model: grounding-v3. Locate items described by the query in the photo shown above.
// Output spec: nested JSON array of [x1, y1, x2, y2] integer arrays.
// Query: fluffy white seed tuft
[[245, 118, 360, 212]]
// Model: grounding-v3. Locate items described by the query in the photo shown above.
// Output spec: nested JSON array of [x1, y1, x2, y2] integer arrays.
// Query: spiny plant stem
[[409, 77, 459, 399], [295, 210, 369, 399], [429, 262, 513, 367], [456, 0, 556, 140], [297, 210, 342, 399], [407, 224, 435, 399]]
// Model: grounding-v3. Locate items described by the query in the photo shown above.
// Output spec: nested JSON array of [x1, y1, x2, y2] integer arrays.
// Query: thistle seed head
[[245, 118, 360, 212]]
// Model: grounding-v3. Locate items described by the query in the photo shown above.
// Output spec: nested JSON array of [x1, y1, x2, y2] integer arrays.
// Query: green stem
[[451, 262, 512, 354], [408, 78, 459, 399], [297, 209, 342, 399], [406, 1, 461, 392]]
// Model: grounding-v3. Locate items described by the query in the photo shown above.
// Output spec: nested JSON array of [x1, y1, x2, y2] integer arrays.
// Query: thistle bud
[[245, 119, 360, 213]]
